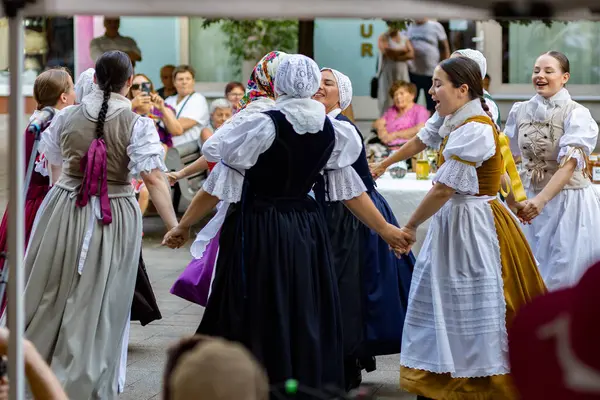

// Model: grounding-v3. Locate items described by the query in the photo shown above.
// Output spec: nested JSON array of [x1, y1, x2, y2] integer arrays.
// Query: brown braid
[[479, 96, 494, 122], [95, 88, 111, 139]]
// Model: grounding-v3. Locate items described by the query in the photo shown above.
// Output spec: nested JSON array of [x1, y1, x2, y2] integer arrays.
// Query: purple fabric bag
[[170, 231, 220, 307]]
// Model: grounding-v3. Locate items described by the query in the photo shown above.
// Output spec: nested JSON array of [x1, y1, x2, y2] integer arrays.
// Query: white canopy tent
[[2, 0, 600, 399]]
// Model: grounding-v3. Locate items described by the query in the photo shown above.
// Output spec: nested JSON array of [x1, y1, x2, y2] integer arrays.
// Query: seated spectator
[[200, 98, 233, 146], [165, 65, 210, 147], [372, 80, 429, 149], [157, 64, 176, 99], [128, 73, 183, 216], [89, 17, 141, 67], [225, 81, 245, 114], [163, 335, 268, 400], [0, 327, 68, 400]]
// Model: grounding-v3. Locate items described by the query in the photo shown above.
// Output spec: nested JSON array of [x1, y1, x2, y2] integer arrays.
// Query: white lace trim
[[324, 166, 367, 202], [434, 159, 479, 195], [557, 145, 586, 170], [417, 127, 442, 149], [128, 154, 167, 178], [202, 161, 244, 203], [276, 97, 326, 134], [487, 201, 509, 363], [400, 356, 510, 378]]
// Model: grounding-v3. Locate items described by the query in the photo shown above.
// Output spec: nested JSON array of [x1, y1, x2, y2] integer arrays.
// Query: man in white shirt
[[165, 65, 210, 147], [89, 17, 142, 67]]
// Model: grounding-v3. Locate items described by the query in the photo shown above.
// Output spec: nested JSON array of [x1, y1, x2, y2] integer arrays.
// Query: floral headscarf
[[237, 51, 288, 111]]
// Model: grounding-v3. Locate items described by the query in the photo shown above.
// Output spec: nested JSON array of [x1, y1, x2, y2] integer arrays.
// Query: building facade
[[1, 17, 600, 130]]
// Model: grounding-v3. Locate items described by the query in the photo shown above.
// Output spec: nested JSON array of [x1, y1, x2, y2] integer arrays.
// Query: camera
[[141, 82, 151, 94]]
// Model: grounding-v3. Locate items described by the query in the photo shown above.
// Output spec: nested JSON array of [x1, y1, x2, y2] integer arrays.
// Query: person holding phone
[[128, 74, 183, 216]]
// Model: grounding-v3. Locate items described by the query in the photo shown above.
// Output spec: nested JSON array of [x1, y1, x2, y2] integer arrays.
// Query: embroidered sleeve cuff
[[128, 155, 167, 179], [417, 128, 442, 149], [202, 161, 245, 203], [326, 166, 367, 202], [434, 159, 479, 195]]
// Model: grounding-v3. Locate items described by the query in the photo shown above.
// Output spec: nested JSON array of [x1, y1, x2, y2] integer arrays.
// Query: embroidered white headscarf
[[453, 49, 487, 79], [275, 54, 321, 98], [75, 68, 98, 103], [274, 55, 326, 134], [320, 68, 353, 111]]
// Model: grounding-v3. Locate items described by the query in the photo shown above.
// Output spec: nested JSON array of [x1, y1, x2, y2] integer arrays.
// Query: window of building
[[188, 18, 241, 83], [502, 21, 600, 85]]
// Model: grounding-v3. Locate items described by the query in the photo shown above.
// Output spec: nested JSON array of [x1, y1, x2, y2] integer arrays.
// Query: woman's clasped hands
[[381, 224, 416, 257], [162, 225, 190, 249], [513, 197, 546, 224]]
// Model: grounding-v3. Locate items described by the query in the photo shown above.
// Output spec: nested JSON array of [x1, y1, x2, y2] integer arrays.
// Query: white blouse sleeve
[[323, 117, 367, 201], [434, 122, 496, 195], [201, 107, 264, 162], [202, 113, 276, 203], [557, 106, 599, 170], [127, 116, 167, 178], [416, 111, 444, 149], [504, 102, 525, 157], [39, 106, 72, 166]]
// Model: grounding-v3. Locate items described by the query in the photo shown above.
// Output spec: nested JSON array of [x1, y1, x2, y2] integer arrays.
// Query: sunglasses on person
[[131, 82, 152, 93]]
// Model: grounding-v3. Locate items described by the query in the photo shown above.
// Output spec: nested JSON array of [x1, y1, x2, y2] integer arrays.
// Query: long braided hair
[[93, 50, 134, 140], [438, 56, 493, 121], [76, 51, 133, 224]]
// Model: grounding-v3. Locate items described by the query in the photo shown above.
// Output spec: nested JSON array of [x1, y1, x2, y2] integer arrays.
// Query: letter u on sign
[[360, 24, 373, 38]]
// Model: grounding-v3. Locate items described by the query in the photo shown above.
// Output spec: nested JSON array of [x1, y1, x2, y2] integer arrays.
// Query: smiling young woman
[[504, 51, 600, 292], [397, 56, 546, 400]]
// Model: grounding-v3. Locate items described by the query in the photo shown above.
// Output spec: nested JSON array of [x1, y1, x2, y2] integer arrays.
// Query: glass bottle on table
[[415, 151, 430, 180]]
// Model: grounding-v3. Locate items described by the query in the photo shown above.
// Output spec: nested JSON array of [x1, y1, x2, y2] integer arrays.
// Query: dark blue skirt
[[319, 189, 414, 359], [360, 189, 414, 357]]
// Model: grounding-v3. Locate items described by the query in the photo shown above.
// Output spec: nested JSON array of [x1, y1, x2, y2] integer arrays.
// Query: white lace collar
[[243, 97, 276, 113], [275, 96, 326, 134], [81, 89, 132, 122], [328, 108, 342, 118], [532, 87, 571, 108], [440, 99, 489, 137]]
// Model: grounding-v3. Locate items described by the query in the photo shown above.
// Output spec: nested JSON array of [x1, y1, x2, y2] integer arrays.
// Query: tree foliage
[[201, 19, 298, 65]]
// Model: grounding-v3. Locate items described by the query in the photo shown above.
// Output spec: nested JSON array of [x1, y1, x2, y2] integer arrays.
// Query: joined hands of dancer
[[161, 189, 416, 256], [505, 158, 578, 224]]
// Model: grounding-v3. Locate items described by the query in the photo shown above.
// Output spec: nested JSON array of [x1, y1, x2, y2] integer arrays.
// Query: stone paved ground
[[1, 115, 414, 399]]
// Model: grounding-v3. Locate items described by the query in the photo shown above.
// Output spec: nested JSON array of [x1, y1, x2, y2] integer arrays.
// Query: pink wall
[[75, 16, 96, 77]]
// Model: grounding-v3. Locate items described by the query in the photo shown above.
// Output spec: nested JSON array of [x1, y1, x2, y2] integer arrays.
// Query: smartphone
[[141, 82, 151, 94]]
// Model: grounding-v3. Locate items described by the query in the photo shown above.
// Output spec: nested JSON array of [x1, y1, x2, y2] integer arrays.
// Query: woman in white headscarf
[[313, 68, 415, 391], [163, 54, 407, 391], [370, 49, 502, 179]]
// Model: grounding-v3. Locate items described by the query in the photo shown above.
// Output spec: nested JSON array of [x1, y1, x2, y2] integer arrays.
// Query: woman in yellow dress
[[395, 56, 546, 399]]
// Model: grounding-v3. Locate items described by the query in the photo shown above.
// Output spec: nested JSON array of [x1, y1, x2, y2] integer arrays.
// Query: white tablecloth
[[376, 172, 600, 256], [376, 172, 434, 256]]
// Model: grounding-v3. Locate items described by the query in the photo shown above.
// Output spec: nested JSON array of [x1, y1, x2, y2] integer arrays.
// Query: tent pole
[[7, 11, 25, 400]]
